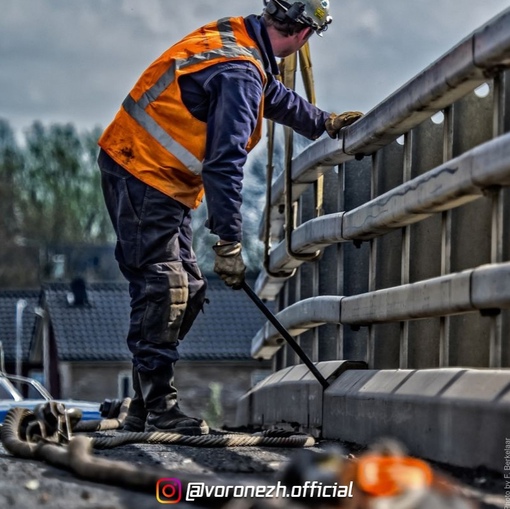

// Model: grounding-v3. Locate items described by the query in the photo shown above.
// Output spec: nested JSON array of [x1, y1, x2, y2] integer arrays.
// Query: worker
[[97, 0, 363, 435]]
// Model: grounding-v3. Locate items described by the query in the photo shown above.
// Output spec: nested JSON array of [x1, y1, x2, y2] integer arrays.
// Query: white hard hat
[[264, 0, 333, 35]]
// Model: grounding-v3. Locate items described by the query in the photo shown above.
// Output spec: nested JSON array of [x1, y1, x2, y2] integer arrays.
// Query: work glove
[[213, 241, 246, 290], [325, 111, 364, 139]]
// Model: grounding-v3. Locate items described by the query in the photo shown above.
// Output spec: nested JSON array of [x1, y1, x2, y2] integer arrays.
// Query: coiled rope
[[0, 406, 314, 503]]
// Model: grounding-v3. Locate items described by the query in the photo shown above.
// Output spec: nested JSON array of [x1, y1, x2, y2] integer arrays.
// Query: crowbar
[[241, 281, 330, 389]]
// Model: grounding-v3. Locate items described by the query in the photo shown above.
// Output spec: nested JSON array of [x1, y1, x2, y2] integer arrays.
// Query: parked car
[[0, 372, 101, 424]]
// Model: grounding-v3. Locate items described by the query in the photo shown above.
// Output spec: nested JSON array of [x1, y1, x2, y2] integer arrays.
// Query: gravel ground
[[0, 432, 505, 509]]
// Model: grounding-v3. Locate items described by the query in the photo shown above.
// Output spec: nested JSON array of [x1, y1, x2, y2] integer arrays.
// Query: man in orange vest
[[98, 0, 362, 435]]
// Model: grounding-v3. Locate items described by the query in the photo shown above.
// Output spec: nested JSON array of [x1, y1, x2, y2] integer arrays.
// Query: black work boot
[[138, 368, 209, 435], [147, 403, 210, 435], [121, 366, 147, 432]]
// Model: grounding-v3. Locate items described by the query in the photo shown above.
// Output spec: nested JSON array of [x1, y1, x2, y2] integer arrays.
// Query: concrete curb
[[236, 366, 510, 471], [324, 368, 510, 471], [235, 360, 366, 434]]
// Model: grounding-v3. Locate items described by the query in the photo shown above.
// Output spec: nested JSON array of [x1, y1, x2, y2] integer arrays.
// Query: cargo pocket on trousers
[[142, 262, 189, 344]]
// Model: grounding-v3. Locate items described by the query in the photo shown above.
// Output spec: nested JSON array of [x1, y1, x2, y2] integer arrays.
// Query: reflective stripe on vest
[[122, 18, 265, 176]]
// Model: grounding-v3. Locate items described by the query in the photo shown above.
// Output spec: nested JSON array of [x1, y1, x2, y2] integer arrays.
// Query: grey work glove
[[213, 241, 246, 290], [325, 111, 364, 139]]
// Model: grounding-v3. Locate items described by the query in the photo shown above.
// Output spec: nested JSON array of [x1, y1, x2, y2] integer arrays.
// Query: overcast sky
[[1, 0, 509, 139]]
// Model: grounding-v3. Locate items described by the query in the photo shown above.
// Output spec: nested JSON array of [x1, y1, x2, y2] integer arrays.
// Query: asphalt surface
[[0, 430, 505, 509], [0, 435, 296, 509]]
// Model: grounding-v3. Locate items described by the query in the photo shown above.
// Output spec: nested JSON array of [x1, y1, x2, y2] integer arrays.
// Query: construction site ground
[[0, 432, 505, 509]]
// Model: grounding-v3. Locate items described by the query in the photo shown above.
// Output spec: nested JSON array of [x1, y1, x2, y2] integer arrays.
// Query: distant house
[[25, 277, 271, 426], [29, 281, 132, 401]]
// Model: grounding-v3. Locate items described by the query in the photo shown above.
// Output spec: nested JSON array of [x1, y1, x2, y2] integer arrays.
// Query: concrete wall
[[59, 361, 132, 402], [176, 361, 271, 427]]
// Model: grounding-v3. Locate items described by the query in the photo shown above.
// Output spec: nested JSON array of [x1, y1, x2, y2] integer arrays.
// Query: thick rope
[[0, 408, 228, 507], [2, 408, 315, 455], [91, 430, 315, 449], [1, 407, 40, 459], [73, 397, 132, 432], [70, 400, 315, 449], [74, 417, 125, 432], [0, 406, 314, 508]]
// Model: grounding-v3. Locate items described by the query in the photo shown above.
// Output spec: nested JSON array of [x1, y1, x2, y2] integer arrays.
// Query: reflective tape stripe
[[122, 95, 203, 175], [218, 17, 236, 46], [179, 46, 264, 70], [138, 60, 177, 110], [140, 19, 263, 110]]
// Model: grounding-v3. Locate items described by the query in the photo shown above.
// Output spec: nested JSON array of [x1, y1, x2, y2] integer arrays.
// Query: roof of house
[[41, 277, 270, 362], [0, 289, 40, 363], [41, 281, 131, 362]]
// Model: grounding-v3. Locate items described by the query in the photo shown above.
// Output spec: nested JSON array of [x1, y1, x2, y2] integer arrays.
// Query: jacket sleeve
[[264, 74, 329, 140], [201, 62, 264, 243]]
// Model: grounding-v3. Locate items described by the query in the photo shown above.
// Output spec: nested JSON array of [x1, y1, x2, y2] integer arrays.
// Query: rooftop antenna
[[68, 277, 89, 306], [0, 340, 5, 373], [15, 299, 27, 389]]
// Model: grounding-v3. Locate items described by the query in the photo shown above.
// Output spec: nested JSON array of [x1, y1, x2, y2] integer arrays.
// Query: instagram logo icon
[[156, 478, 182, 504]]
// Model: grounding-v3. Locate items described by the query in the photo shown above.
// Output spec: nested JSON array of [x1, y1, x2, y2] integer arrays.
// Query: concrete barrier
[[237, 365, 510, 471], [235, 360, 366, 434]]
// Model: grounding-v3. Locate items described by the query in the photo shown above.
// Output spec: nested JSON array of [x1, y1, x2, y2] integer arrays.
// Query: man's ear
[[297, 27, 313, 42]]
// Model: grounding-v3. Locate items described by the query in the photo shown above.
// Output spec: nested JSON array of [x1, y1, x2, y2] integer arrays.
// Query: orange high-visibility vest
[[98, 17, 267, 209]]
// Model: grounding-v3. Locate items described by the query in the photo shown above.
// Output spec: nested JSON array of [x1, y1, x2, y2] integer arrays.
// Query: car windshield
[[0, 377, 23, 401]]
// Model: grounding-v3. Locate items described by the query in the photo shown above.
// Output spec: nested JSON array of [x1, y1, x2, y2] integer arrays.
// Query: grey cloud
[[0, 0, 508, 133]]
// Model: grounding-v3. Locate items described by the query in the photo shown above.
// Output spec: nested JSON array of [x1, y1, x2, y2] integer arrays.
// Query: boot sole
[[145, 423, 210, 436]]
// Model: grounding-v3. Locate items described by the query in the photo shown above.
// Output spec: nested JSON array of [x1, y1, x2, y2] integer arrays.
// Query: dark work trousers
[[98, 149, 207, 375]]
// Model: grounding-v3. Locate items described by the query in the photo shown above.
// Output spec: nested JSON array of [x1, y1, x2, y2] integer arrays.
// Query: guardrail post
[[500, 70, 510, 368], [369, 143, 404, 368], [318, 168, 343, 360], [342, 158, 371, 363], [272, 285, 289, 372], [407, 119, 444, 368], [283, 266, 298, 367], [490, 70, 510, 368], [448, 90, 493, 367], [298, 186, 318, 362]]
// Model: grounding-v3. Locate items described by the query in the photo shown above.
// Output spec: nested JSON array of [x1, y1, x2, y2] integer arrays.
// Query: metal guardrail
[[262, 131, 510, 275], [253, 7, 510, 370], [253, 262, 510, 360]]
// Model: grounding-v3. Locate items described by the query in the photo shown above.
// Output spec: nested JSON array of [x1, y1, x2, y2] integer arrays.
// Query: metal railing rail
[[252, 296, 342, 359], [260, 130, 510, 276], [253, 7, 510, 370], [253, 262, 510, 359]]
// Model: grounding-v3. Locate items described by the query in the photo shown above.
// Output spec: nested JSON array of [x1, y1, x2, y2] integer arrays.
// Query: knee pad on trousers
[[142, 261, 188, 344]]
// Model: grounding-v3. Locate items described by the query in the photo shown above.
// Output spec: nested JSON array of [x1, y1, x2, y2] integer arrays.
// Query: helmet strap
[[265, 0, 307, 25]]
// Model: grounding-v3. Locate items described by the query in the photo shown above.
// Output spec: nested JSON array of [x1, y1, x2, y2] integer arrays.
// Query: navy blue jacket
[[179, 14, 329, 242]]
